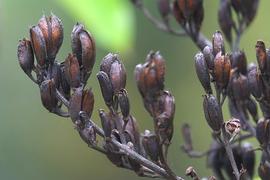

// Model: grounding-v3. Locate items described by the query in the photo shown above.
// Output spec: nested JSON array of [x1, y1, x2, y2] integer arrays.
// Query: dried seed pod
[[214, 53, 231, 90], [246, 98, 258, 123], [69, 88, 83, 123], [256, 40, 267, 73], [82, 89, 94, 119], [17, 39, 35, 76], [203, 94, 223, 132], [231, 51, 247, 75], [177, 0, 202, 20], [71, 23, 84, 64], [192, 1, 204, 34], [97, 71, 113, 107], [203, 46, 214, 71], [256, 118, 270, 146], [79, 121, 96, 145], [212, 31, 225, 57], [30, 25, 47, 68], [51, 62, 61, 89], [60, 64, 71, 100], [218, 0, 234, 44], [64, 54, 80, 88], [142, 130, 159, 162], [172, 0, 186, 26], [241, 142, 255, 178], [99, 109, 113, 138], [40, 79, 58, 112], [194, 52, 212, 94], [247, 66, 263, 99], [100, 53, 116, 75], [228, 72, 249, 101], [134, 64, 146, 98], [118, 89, 130, 119], [71, 23, 96, 80], [38, 14, 63, 63], [156, 91, 175, 144], [258, 160, 270, 180], [124, 116, 141, 153], [110, 59, 126, 94]]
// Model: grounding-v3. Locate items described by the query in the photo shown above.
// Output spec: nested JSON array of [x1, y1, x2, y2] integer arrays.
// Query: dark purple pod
[[38, 14, 63, 63], [69, 88, 83, 123], [203, 46, 214, 71], [51, 62, 61, 89], [256, 40, 267, 73], [64, 54, 80, 88], [134, 64, 146, 98], [59, 63, 71, 100], [241, 142, 255, 178], [258, 158, 270, 180], [247, 98, 258, 123], [247, 67, 262, 99], [82, 89, 94, 119], [40, 79, 58, 112], [194, 52, 212, 94], [99, 109, 113, 138], [256, 119, 270, 146], [110, 59, 126, 94], [124, 116, 141, 153], [17, 38, 35, 76], [97, 71, 114, 107], [142, 130, 160, 162], [71, 23, 84, 65], [118, 89, 130, 120], [212, 31, 225, 57], [229, 73, 249, 101], [192, 0, 204, 34], [218, 0, 234, 44], [100, 53, 116, 75], [231, 51, 247, 75], [203, 94, 223, 132], [30, 25, 47, 68], [177, 0, 202, 20]]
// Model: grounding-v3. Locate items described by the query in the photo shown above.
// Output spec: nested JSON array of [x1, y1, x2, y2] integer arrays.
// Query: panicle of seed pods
[[18, 15, 182, 178]]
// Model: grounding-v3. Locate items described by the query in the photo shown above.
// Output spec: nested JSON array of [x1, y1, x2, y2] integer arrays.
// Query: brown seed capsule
[[228, 72, 249, 101], [110, 59, 126, 94], [134, 64, 146, 98], [124, 116, 141, 153], [118, 89, 130, 119], [172, 0, 186, 26], [192, 1, 204, 34], [100, 53, 116, 75], [60, 63, 71, 100], [71, 23, 96, 80], [231, 51, 247, 75], [51, 62, 61, 89], [177, 0, 202, 20], [38, 14, 63, 63], [79, 30, 96, 81], [40, 79, 58, 112], [194, 52, 212, 94], [258, 162, 270, 180], [212, 31, 225, 57], [30, 25, 47, 68], [218, 0, 234, 44], [82, 89, 94, 119], [241, 142, 255, 178], [203, 94, 223, 132], [214, 52, 231, 90], [256, 40, 267, 73], [142, 130, 159, 162], [69, 88, 83, 123], [64, 54, 80, 88], [246, 98, 258, 123], [97, 71, 113, 107], [17, 39, 34, 75]]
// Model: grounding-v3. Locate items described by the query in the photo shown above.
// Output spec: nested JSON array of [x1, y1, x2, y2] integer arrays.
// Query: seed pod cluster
[[18, 14, 96, 145], [172, 0, 204, 36], [208, 142, 255, 180], [218, 0, 259, 44]]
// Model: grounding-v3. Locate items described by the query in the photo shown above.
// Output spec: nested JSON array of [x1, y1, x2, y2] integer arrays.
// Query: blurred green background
[[0, 0, 269, 179]]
